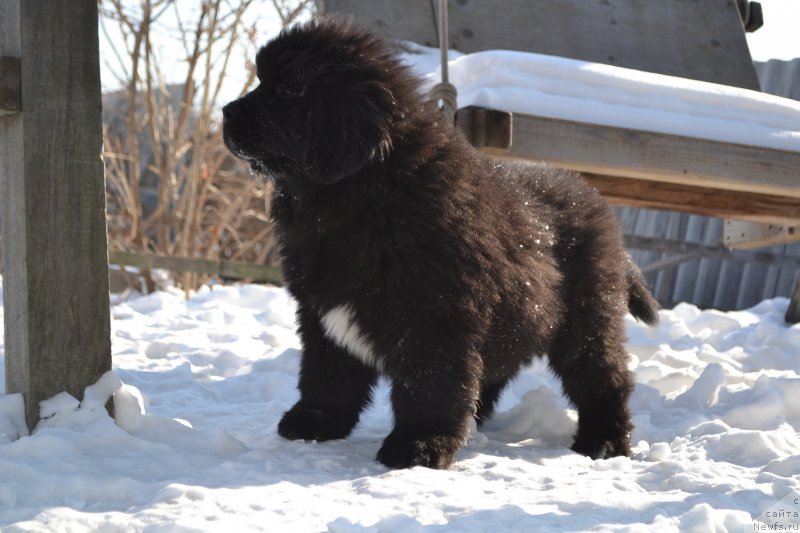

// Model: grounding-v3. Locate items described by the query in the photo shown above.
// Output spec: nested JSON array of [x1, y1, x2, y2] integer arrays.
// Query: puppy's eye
[[276, 84, 305, 98]]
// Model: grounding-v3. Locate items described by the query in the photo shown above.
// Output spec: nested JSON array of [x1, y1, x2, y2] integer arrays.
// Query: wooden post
[[787, 278, 800, 324], [0, 1, 112, 430]]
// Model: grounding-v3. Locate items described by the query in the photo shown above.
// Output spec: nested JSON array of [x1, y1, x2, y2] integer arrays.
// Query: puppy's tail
[[626, 257, 659, 325]]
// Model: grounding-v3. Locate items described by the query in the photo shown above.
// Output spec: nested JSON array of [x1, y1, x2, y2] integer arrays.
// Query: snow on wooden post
[[0, 1, 112, 430]]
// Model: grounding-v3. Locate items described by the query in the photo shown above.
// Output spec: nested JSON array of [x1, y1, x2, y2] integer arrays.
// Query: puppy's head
[[223, 19, 417, 186]]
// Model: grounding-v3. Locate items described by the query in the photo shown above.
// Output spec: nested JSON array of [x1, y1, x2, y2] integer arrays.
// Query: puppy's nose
[[222, 102, 236, 120]]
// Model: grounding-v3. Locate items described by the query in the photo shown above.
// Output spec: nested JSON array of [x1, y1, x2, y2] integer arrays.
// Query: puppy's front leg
[[377, 337, 481, 469], [278, 304, 378, 442]]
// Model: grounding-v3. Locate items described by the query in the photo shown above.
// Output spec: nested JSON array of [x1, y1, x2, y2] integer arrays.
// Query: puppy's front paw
[[571, 434, 631, 459], [376, 429, 462, 469], [277, 403, 356, 442]]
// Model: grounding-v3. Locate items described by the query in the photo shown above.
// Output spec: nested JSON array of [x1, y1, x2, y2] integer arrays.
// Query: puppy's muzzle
[[222, 100, 243, 121], [222, 99, 249, 155]]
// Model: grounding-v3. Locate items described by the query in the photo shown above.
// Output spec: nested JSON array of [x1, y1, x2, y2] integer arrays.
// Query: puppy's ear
[[303, 79, 394, 184]]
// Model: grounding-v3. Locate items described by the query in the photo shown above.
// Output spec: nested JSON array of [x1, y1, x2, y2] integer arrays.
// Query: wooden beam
[[109, 252, 284, 285], [723, 220, 799, 249], [581, 174, 800, 226], [455, 108, 800, 223], [457, 106, 512, 152], [486, 112, 800, 198], [457, 107, 800, 226], [0, 1, 111, 430], [324, 0, 759, 89]]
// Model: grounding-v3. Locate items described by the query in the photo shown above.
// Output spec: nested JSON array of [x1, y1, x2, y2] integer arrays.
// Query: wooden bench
[[456, 107, 800, 229]]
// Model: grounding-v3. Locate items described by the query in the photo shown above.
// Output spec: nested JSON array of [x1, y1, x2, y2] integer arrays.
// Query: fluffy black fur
[[222, 19, 659, 470]]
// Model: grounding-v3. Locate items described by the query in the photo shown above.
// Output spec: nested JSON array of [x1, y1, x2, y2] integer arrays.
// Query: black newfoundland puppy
[[223, 19, 658, 469]]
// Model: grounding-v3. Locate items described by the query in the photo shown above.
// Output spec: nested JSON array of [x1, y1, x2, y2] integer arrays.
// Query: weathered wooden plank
[[322, 0, 760, 89], [581, 174, 800, 227], [0, 1, 111, 430], [456, 108, 800, 224], [457, 106, 512, 152], [455, 108, 800, 200], [109, 252, 284, 285], [723, 220, 799, 249]]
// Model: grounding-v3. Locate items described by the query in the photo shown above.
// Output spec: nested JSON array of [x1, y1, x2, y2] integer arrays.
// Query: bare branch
[[101, 0, 313, 291]]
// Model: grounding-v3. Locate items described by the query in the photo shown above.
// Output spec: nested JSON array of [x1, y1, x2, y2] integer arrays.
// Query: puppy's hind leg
[[278, 304, 378, 442], [548, 305, 634, 459]]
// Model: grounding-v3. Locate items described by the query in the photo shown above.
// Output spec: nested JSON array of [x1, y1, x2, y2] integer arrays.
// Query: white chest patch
[[320, 304, 381, 369]]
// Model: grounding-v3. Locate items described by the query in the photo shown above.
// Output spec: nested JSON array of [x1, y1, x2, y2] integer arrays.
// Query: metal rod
[[439, 0, 449, 84]]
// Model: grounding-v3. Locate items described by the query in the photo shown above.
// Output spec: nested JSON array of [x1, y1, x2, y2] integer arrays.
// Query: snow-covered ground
[[1, 279, 799, 531]]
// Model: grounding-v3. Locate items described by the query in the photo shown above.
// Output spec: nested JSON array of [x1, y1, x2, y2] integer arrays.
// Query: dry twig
[[100, 0, 310, 291]]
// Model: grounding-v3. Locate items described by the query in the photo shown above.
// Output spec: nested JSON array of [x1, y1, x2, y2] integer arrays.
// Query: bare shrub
[[100, 0, 312, 291]]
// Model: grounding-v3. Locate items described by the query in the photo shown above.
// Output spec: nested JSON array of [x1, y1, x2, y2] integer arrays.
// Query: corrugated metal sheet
[[756, 59, 800, 99], [620, 207, 799, 310], [622, 59, 800, 311]]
